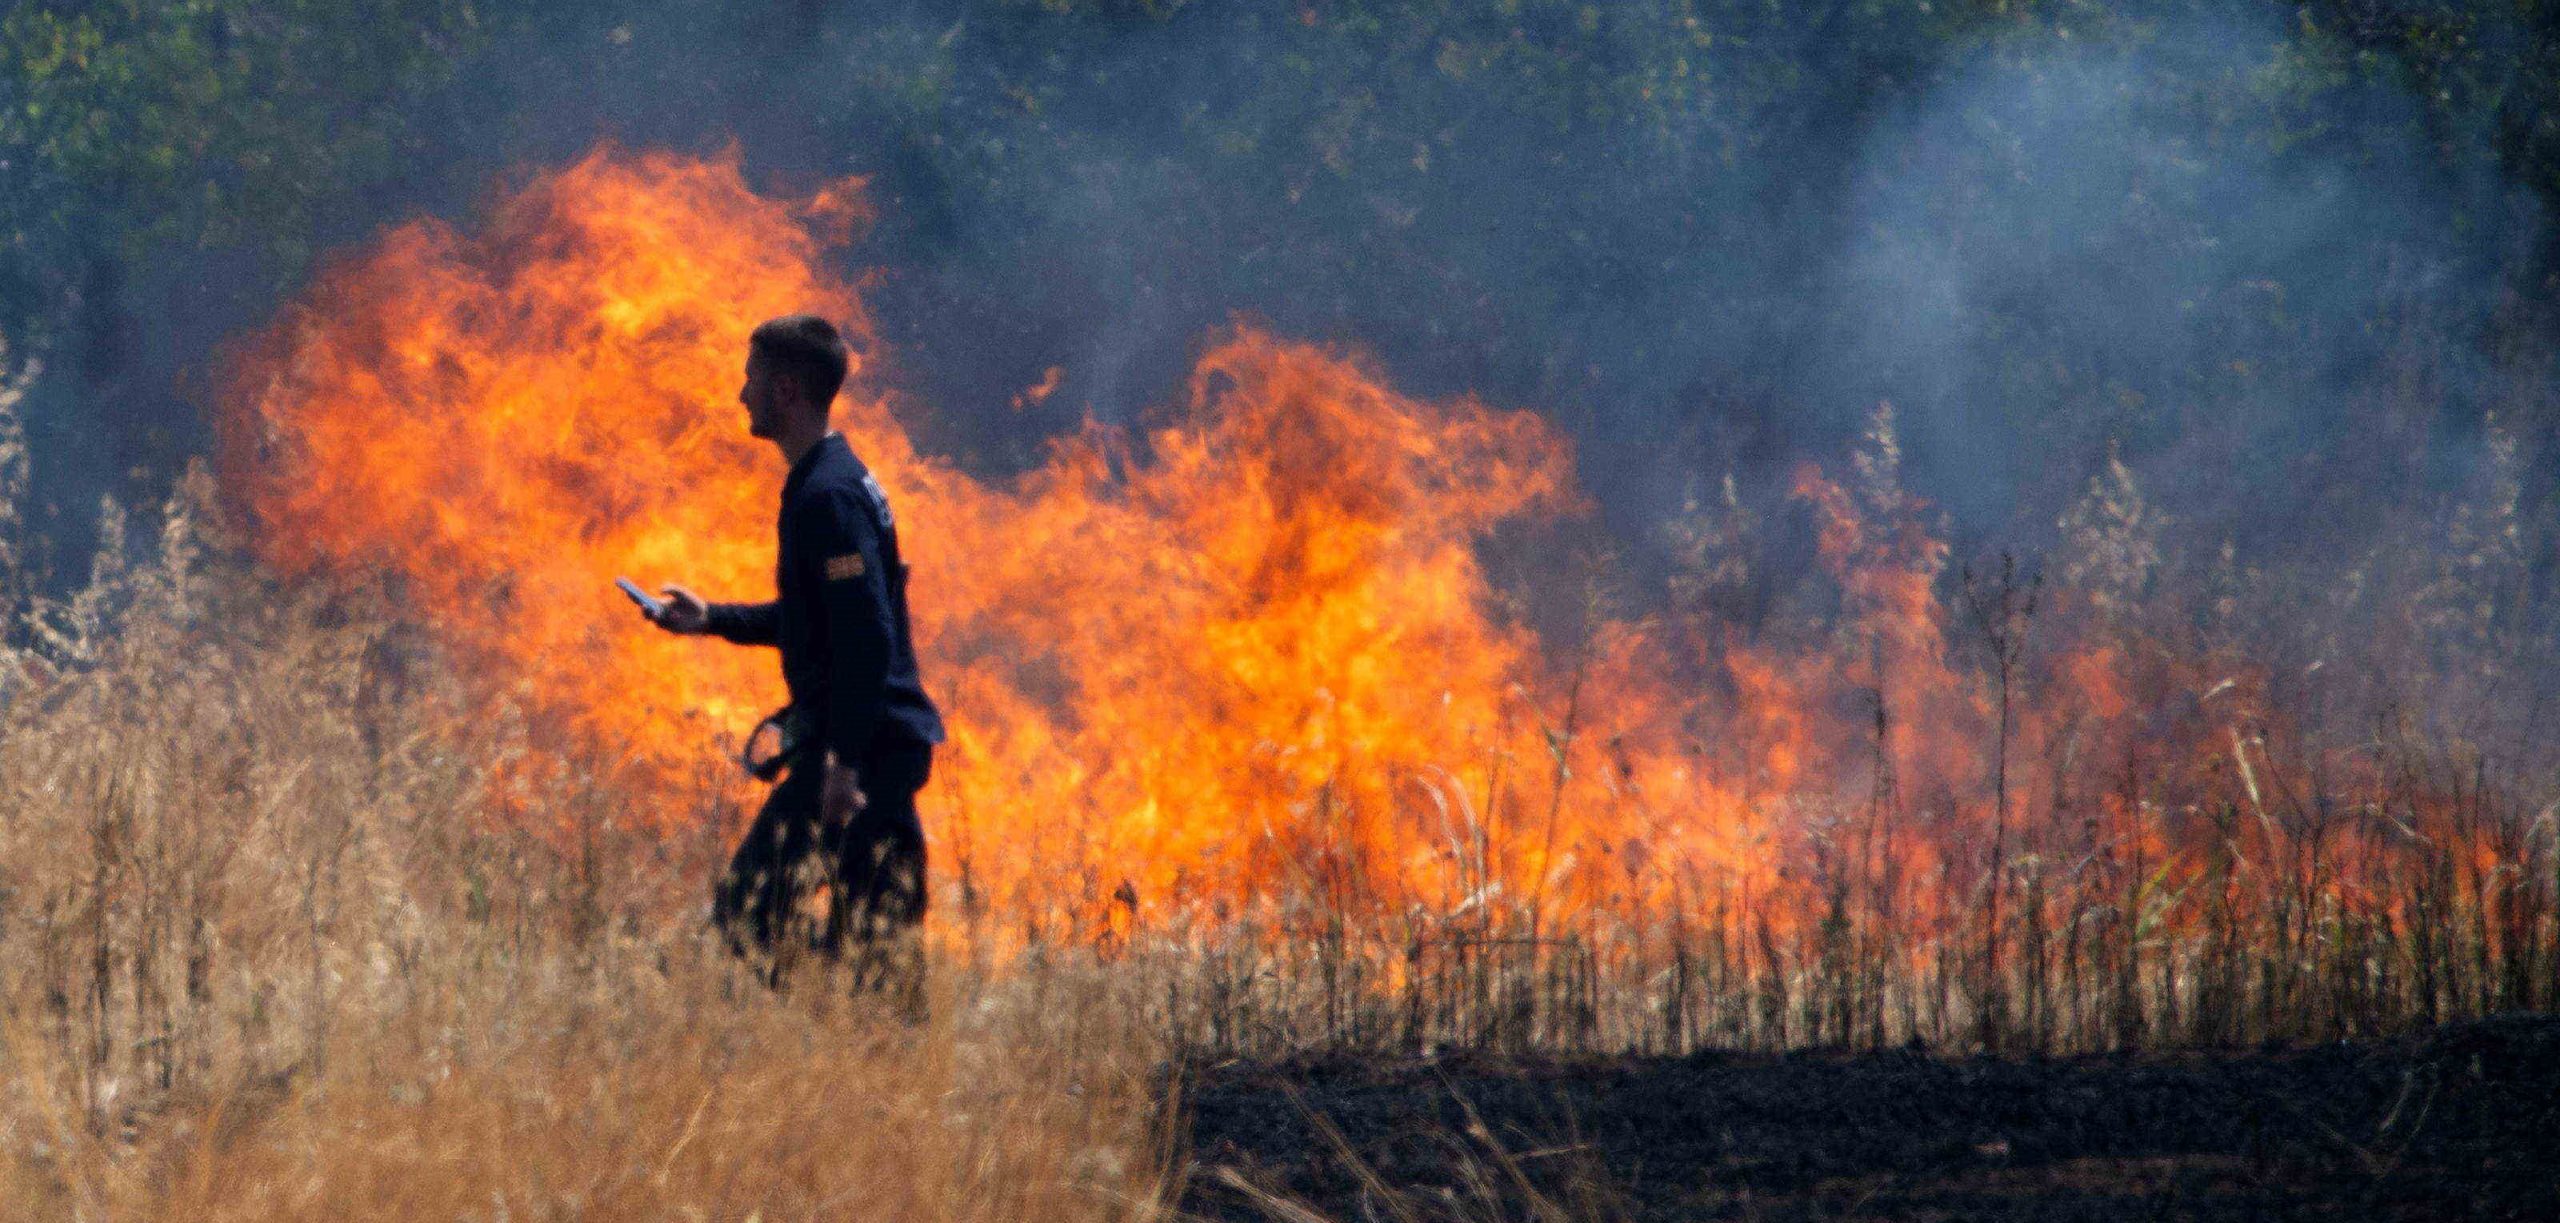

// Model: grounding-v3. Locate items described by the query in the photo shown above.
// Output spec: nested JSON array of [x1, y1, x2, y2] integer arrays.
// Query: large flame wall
[[218, 148, 1795, 934], [212, 146, 2557, 1049]]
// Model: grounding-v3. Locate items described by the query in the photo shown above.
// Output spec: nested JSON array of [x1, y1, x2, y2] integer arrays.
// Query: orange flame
[[217, 146, 2515, 965], [218, 147, 1773, 935], [1012, 366, 1064, 412]]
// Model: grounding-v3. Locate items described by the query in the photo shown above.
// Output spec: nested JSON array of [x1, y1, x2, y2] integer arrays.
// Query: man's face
[[740, 353, 793, 440]]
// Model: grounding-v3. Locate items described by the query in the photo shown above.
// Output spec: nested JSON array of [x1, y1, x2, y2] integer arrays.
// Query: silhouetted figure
[[649, 315, 945, 1007]]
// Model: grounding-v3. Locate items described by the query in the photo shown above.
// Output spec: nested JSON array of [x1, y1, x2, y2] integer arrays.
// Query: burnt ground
[[1177, 1016, 2560, 1221]]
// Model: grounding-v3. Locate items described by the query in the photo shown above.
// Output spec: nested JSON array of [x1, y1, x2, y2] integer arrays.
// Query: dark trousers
[[713, 743, 930, 989]]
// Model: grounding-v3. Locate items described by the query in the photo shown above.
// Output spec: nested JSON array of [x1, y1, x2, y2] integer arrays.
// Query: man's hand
[[653, 584, 711, 634], [821, 755, 868, 830]]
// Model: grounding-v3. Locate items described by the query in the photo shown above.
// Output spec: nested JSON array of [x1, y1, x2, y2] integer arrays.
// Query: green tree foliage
[[0, 1, 493, 347], [802, 0, 2560, 536], [6, 0, 2560, 559]]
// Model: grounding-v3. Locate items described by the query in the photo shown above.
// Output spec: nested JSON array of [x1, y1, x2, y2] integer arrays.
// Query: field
[[0, 470, 2550, 1221], [1184, 1017, 2560, 1220], [14, 5, 2560, 1218]]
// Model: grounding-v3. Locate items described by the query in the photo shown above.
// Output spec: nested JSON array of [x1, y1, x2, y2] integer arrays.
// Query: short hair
[[748, 314, 850, 408]]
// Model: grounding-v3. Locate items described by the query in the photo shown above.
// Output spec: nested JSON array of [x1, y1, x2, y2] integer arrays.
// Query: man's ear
[[778, 372, 815, 418]]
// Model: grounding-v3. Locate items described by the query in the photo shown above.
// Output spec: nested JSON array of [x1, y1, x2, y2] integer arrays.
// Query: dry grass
[[0, 484, 1175, 1221], [0, 464, 2552, 1220]]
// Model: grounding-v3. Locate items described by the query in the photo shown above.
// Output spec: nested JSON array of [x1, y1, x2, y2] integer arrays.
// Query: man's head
[[741, 314, 851, 441]]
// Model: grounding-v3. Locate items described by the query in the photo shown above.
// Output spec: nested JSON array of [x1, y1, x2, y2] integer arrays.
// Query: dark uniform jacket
[[705, 432, 945, 764]]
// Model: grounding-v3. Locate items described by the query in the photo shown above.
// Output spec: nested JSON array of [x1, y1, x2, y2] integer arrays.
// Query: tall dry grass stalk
[[0, 473, 1176, 1220], [0, 362, 2553, 1218]]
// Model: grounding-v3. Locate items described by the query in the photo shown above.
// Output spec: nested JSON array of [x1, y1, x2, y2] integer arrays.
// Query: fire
[[217, 147, 1773, 936], [216, 145, 2525, 983], [1011, 366, 1064, 411], [219, 148, 864, 784]]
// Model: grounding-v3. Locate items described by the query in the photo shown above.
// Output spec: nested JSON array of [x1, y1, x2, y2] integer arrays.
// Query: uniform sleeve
[[804, 488, 895, 764], [704, 600, 779, 646]]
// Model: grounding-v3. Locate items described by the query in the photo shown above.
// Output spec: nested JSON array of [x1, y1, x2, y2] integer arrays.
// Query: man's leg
[[825, 745, 931, 1005], [713, 764, 824, 961]]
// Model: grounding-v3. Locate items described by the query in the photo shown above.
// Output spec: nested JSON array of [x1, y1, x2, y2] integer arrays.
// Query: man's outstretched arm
[[702, 599, 779, 645], [651, 585, 780, 646]]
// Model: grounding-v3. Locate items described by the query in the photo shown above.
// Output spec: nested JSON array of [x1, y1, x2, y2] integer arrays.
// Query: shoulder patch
[[824, 553, 867, 581]]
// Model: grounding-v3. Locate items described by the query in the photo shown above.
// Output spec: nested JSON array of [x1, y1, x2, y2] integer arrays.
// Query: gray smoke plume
[[12, 1, 2554, 615]]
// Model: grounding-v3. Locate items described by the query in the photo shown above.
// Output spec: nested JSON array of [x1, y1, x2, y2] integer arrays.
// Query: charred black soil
[[1179, 1016, 2560, 1221]]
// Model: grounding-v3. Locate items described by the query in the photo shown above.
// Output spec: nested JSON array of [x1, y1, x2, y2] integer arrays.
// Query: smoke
[[1808, 11, 2536, 549], [19, 1, 2556, 615]]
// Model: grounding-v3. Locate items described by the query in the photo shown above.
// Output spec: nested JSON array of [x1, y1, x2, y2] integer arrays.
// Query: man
[[648, 315, 945, 991]]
